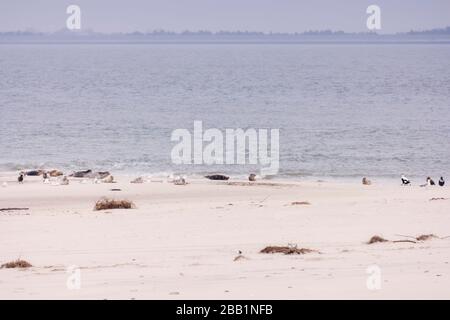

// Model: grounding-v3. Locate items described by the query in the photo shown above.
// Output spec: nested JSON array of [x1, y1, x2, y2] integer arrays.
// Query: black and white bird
[[18, 173, 24, 183], [427, 177, 435, 186], [401, 175, 411, 186], [439, 177, 445, 187]]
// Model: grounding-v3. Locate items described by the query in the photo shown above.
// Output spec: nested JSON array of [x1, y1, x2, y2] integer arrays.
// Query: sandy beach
[[1, 173, 449, 300]]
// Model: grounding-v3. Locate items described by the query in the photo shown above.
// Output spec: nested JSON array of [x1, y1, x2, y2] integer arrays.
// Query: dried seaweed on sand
[[94, 198, 136, 211], [367, 235, 389, 244], [260, 245, 317, 255], [416, 234, 438, 241], [291, 201, 311, 205], [1, 259, 32, 269], [395, 233, 441, 241]]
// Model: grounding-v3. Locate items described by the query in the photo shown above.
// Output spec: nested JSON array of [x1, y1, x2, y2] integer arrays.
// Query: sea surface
[[1, 43, 449, 180]]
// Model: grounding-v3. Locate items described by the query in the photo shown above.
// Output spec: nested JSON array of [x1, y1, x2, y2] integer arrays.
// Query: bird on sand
[[401, 175, 411, 186]]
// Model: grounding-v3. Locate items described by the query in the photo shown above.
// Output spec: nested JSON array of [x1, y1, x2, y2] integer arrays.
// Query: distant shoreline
[[2, 40, 450, 45], [2, 27, 450, 44]]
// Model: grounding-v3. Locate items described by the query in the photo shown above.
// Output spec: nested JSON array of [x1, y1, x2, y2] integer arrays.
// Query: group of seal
[[204, 174, 258, 182], [16, 169, 111, 184]]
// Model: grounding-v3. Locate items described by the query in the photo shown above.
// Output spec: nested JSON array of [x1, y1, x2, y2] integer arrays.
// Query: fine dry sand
[[1, 174, 450, 299]]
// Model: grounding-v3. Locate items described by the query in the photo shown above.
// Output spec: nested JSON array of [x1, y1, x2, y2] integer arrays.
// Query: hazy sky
[[0, 0, 449, 33]]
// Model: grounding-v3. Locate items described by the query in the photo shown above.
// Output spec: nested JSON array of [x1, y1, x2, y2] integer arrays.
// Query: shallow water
[[1, 43, 449, 179]]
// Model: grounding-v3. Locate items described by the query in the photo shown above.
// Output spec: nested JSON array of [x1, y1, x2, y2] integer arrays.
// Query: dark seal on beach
[[205, 174, 229, 181], [26, 170, 44, 176], [70, 170, 92, 178], [249, 174, 257, 182]]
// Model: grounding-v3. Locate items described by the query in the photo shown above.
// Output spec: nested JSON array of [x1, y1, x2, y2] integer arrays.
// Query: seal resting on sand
[[362, 177, 372, 185], [49, 170, 63, 177], [205, 174, 229, 181], [70, 170, 92, 178], [439, 177, 445, 187], [174, 176, 187, 185], [102, 175, 115, 183], [249, 174, 257, 182], [18, 172, 24, 183], [131, 177, 144, 184], [96, 172, 110, 179], [26, 170, 44, 176]]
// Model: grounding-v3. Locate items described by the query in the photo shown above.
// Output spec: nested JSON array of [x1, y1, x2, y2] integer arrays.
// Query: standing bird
[[43, 171, 50, 184], [401, 175, 411, 186], [427, 177, 435, 186], [439, 177, 445, 187], [18, 172, 24, 184]]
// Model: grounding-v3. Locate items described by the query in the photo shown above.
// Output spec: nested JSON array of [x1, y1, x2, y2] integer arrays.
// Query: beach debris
[[2, 182, 7, 188], [392, 240, 417, 244], [430, 197, 448, 201], [362, 177, 372, 185], [110, 189, 122, 192], [260, 245, 317, 255], [174, 176, 187, 185], [0, 208, 29, 212], [1, 259, 32, 269], [205, 174, 229, 181], [416, 234, 438, 241], [102, 175, 115, 183], [291, 201, 311, 206], [248, 173, 257, 182], [233, 250, 248, 261], [94, 198, 136, 211], [395, 233, 441, 242], [367, 235, 389, 244], [131, 177, 144, 184], [233, 254, 248, 261], [369, 233, 446, 245], [49, 170, 64, 177], [70, 170, 92, 178]]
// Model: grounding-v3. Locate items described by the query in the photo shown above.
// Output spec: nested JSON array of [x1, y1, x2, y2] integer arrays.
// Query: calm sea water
[[0, 44, 449, 180]]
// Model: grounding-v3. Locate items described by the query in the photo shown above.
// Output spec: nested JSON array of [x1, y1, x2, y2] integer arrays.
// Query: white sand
[[1, 174, 450, 299]]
